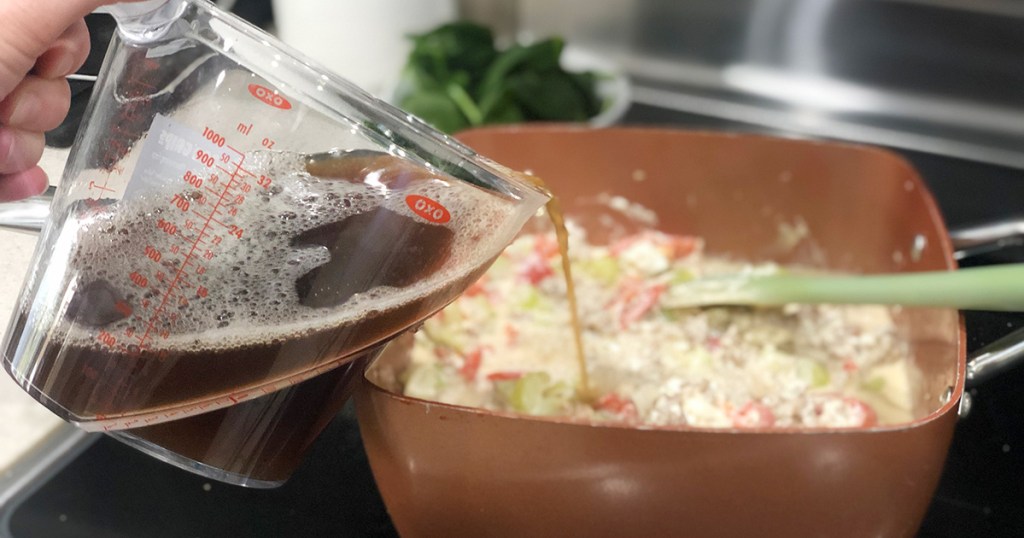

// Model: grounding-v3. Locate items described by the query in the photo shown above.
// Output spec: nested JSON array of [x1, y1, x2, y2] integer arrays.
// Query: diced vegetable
[[670, 268, 695, 284], [504, 324, 519, 345], [517, 287, 550, 311], [732, 402, 776, 428], [841, 397, 878, 428], [861, 376, 886, 393], [579, 257, 620, 285], [862, 361, 917, 411], [487, 371, 524, 382], [420, 323, 465, 355], [797, 359, 831, 388], [596, 393, 640, 422], [458, 347, 485, 381], [403, 364, 446, 401], [494, 372, 574, 416], [401, 224, 917, 430], [518, 254, 555, 284], [533, 234, 561, 259], [674, 348, 713, 372], [616, 282, 668, 328], [464, 277, 489, 297]]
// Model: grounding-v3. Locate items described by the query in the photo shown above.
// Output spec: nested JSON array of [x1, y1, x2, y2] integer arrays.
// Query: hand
[[0, 0, 119, 201]]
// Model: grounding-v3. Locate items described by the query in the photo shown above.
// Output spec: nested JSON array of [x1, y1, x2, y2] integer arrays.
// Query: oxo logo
[[406, 195, 451, 224], [248, 84, 292, 110]]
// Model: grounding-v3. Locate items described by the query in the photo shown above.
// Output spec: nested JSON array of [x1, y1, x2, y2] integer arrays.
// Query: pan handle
[[965, 326, 1024, 389], [959, 326, 1024, 418], [950, 217, 1024, 260], [0, 186, 53, 233]]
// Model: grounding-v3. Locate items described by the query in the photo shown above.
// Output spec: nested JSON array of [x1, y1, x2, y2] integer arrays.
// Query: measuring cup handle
[[97, 0, 186, 43]]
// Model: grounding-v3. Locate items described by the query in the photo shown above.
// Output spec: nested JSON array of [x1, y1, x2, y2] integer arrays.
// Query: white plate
[[560, 45, 632, 127]]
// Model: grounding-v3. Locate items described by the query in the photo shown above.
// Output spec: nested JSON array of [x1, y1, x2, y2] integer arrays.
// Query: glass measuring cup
[[1, 0, 548, 487]]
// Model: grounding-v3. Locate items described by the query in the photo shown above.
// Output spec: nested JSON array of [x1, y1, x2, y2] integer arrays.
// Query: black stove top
[[4, 103, 1024, 538]]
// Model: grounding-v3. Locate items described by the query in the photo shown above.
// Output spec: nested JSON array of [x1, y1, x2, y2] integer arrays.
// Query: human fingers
[[0, 76, 72, 132], [0, 166, 48, 202], [0, 124, 48, 202], [32, 18, 92, 80], [0, 128, 45, 175], [0, 0, 112, 95]]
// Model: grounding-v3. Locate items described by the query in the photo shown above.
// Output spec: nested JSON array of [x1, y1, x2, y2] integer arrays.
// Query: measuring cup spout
[[99, 0, 186, 43]]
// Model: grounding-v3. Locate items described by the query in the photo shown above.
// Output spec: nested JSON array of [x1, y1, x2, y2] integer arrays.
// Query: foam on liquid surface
[[59, 150, 518, 352]]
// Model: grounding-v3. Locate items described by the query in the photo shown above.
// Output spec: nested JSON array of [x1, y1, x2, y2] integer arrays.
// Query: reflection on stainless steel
[[950, 219, 1024, 250], [958, 390, 972, 418], [65, 74, 98, 83], [0, 186, 53, 233], [950, 218, 1024, 261], [631, 86, 1024, 170], [965, 326, 1024, 389], [722, 65, 1024, 136], [515, 0, 1024, 168]]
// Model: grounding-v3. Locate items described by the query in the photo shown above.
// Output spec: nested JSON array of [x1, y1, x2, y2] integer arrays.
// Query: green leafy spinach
[[395, 22, 604, 134]]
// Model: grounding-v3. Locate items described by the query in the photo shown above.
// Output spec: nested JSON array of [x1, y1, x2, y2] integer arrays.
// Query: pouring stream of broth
[[512, 171, 591, 398], [545, 196, 592, 398]]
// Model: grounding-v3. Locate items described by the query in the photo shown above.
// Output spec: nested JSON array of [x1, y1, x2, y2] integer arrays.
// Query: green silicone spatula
[[663, 264, 1024, 311]]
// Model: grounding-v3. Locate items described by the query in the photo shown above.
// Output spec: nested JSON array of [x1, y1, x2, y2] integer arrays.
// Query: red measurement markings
[[136, 147, 251, 346], [236, 164, 256, 179], [97, 330, 116, 347], [128, 271, 148, 288], [87, 181, 115, 193], [191, 211, 227, 229]]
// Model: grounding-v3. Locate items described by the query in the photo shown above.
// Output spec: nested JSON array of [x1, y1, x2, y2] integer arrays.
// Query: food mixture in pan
[[400, 222, 921, 429]]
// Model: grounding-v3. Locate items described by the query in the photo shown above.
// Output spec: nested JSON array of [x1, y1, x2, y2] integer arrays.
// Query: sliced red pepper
[[664, 234, 699, 259], [517, 254, 554, 284], [618, 282, 668, 328], [610, 233, 644, 257], [596, 393, 640, 421], [504, 324, 519, 346], [732, 402, 776, 428], [842, 397, 878, 428], [464, 277, 489, 297], [458, 347, 485, 381], [534, 234, 561, 259], [486, 371, 524, 382]]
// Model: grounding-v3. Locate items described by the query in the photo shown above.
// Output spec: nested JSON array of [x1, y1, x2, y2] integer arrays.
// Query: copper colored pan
[[356, 126, 965, 537]]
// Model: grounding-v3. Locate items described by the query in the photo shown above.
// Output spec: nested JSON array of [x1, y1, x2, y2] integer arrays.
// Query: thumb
[[0, 0, 122, 95]]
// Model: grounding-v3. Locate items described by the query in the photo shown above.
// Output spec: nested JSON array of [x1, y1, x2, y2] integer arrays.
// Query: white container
[[272, 0, 457, 97]]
